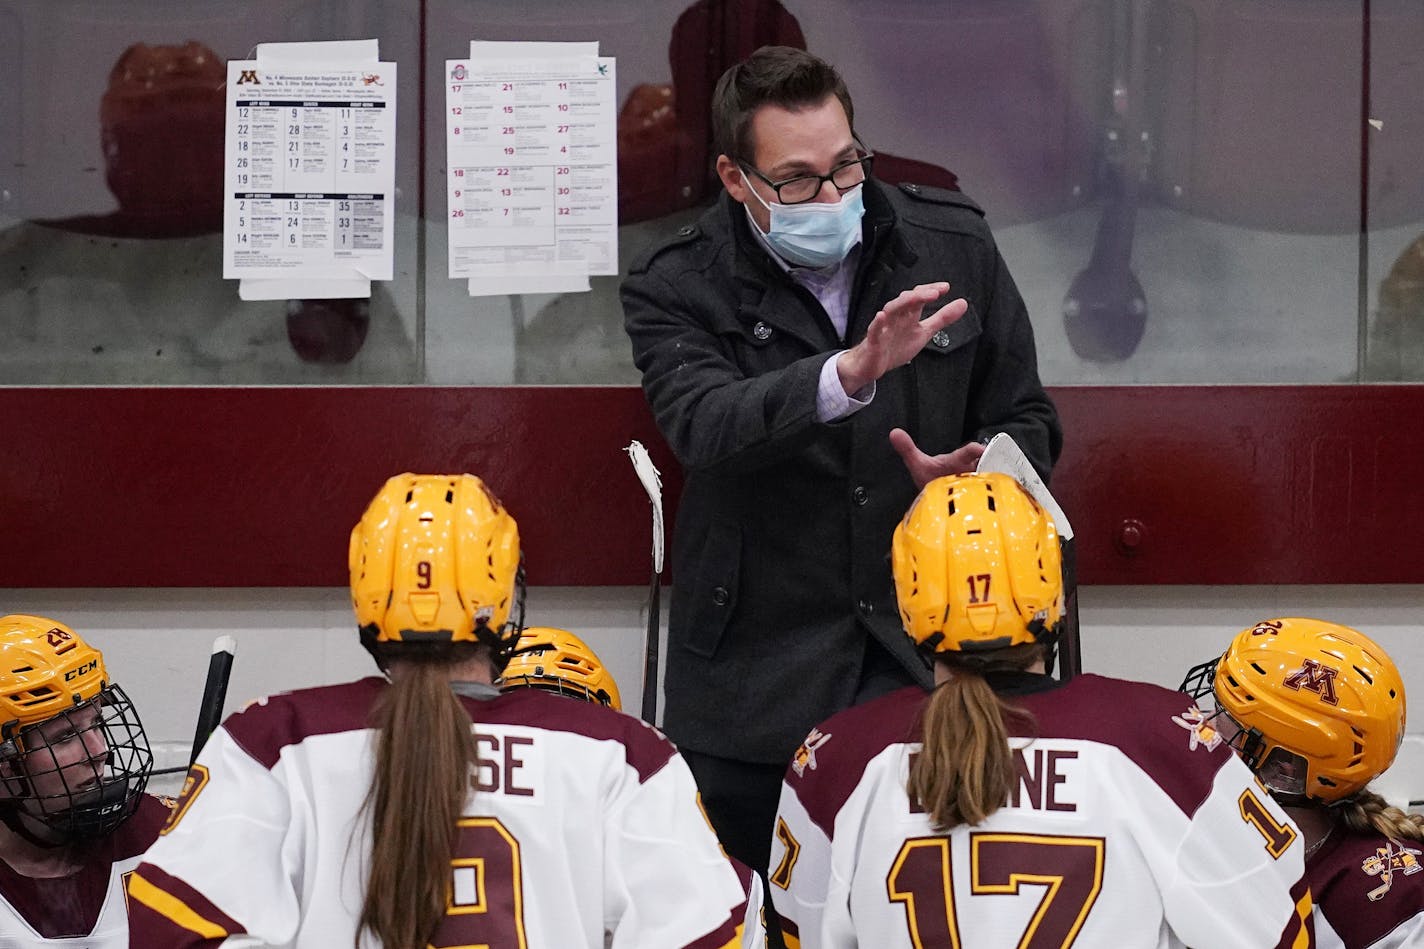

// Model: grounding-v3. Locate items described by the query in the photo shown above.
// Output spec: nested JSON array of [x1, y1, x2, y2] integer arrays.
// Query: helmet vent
[[1353, 741, 1365, 755], [11, 665, 32, 674], [1249, 662, 1267, 675], [405, 490, 414, 503], [966, 529, 981, 535], [946, 499, 956, 516], [1352, 666, 1374, 684], [1320, 775, 1337, 787], [986, 495, 996, 511], [445, 489, 454, 503], [1390, 688, 1398, 698]]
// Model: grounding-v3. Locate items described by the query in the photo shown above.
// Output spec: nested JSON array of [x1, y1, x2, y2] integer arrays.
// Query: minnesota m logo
[[1282, 659, 1340, 705], [236, 69, 260, 84]]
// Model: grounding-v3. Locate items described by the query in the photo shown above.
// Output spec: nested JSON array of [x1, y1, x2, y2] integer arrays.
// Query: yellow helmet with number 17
[[892, 472, 1063, 655]]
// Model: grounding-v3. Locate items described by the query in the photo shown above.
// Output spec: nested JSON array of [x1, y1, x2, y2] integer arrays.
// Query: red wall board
[[2, 385, 1421, 587]]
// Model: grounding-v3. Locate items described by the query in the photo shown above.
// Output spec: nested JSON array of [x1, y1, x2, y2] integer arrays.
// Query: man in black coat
[[621, 45, 1061, 886]]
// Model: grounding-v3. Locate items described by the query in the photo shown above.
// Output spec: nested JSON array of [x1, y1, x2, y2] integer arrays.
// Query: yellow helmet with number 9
[[892, 472, 1063, 655], [350, 474, 523, 660]]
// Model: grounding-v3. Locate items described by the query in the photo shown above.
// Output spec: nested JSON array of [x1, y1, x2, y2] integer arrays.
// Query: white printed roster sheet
[[223, 42, 396, 296], [446, 42, 617, 295]]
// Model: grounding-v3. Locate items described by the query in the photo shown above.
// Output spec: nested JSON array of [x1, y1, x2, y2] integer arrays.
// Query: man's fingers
[[884, 282, 950, 317], [889, 427, 922, 462], [925, 297, 969, 330]]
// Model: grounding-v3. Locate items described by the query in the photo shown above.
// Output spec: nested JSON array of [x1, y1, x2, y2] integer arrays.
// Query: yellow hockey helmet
[[1187, 618, 1406, 804], [0, 614, 152, 841], [501, 627, 622, 710], [350, 474, 523, 660], [892, 473, 1064, 655], [0, 615, 107, 732]]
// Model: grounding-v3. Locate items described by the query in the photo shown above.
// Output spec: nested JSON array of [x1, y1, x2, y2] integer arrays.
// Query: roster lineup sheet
[[446, 42, 618, 296], [223, 44, 397, 300]]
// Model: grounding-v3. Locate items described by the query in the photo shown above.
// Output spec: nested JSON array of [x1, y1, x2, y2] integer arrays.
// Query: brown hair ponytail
[[907, 645, 1039, 832], [358, 645, 483, 948], [1338, 788, 1424, 843]]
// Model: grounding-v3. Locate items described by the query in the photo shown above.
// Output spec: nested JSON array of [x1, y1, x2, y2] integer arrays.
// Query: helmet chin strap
[[0, 804, 70, 850], [0, 776, 135, 848]]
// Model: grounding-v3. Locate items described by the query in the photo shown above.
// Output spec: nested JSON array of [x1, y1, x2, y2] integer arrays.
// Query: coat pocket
[[681, 518, 741, 660]]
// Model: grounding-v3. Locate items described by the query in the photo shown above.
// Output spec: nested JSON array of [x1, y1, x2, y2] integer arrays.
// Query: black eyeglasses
[[739, 141, 875, 205]]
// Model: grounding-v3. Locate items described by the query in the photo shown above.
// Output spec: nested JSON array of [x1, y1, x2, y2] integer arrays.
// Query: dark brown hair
[[357, 642, 486, 949], [711, 46, 854, 162], [907, 645, 1043, 831]]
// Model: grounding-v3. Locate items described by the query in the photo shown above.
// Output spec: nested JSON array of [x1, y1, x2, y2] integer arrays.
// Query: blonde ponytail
[[1338, 788, 1424, 843], [907, 645, 1040, 832]]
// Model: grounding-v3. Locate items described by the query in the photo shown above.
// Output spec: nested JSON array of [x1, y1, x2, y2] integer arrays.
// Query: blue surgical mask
[[743, 173, 864, 269]]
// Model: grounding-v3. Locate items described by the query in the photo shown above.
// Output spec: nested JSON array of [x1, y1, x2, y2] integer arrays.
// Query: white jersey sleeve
[[769, 676, 1315, 949]]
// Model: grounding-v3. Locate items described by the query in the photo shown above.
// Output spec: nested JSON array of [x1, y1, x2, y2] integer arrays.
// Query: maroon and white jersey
[[126, 678, 754, 948], [771, 674, 1315, 949], [0, 794, 167, 947], [1307, 827, 1424, 947]]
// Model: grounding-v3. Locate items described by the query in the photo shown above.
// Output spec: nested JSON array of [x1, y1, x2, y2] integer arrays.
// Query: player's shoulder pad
[[897, 182, 985, 217], [628, 222, 704, 275]]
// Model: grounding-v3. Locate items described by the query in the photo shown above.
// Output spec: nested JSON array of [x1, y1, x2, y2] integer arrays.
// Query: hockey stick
[[189, 635, 236, 767], [625, 441, 666, 724], [975, 434, 1081, 680]]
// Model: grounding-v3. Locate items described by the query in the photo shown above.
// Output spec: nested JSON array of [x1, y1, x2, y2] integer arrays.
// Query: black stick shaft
[[190, 642, 235, 767], [641, 573, 661, 723]]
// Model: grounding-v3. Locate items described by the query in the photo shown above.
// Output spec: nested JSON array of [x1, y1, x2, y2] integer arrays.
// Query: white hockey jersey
[[0, 794, 166, 948], [127, 678, 754, 948], [1307, 825, 1424, 948], [770, 673, 1315, 949]]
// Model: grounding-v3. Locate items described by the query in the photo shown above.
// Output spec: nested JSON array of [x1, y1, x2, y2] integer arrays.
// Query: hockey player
[[770, 472, 1315, 948], [500, 625, 768, 948], [500, 626, 624, 709], [1182, 617, 1424, 947], [0, 613, 162, 947], [127, 473, 757, 948]]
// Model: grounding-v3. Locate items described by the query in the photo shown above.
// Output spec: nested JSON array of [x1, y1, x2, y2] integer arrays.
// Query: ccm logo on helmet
[[63, 659, 99, 682], [1282, 659, 1340, 706]]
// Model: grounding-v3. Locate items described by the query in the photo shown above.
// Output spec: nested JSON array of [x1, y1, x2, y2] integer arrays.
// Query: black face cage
[[482, 559, 528, 674], [1177, 655, 1278, 782], [3, 684, 153, 842], [500, 673, 604, 707], [1177, 656, 1221, 706]]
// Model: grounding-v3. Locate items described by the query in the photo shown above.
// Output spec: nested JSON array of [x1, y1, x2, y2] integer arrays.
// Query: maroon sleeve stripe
[[126, 863, 247, 945], [1271, 875, 1315, 949]]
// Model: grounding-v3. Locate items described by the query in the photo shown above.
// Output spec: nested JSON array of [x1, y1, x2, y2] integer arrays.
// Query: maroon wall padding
[[2, 386, 1422, 588]]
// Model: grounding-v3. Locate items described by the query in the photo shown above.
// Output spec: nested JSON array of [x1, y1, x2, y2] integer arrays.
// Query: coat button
[[857, 598, 874, 615], [753, 321, 772, 341], [931, 329, 952, 348], [677, 225, 696, 237], [712, 586, 729, 606], [852, 485, 869, 505], [904, 183, 920, 194]]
